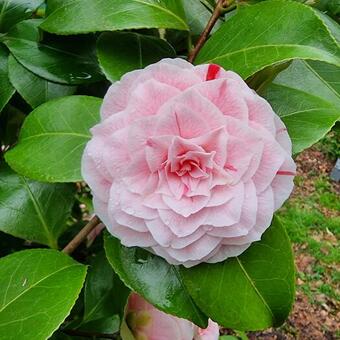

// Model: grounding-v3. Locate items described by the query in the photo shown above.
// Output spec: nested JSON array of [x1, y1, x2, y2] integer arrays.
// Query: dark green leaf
[[41, 0, 189, 35], [83, 252, 130, 324], [0, 249, 87, 340], [196, 0, 340, 79], [4, 20, 104, 85], [104, 234, 208, 328], [0, 104, 25, 146], [97, 31, 176, 82], [179, 218, 295, 331], [8, 55, 76, 108], [0, 163, 75, 248], [0, 45, 15, 111], [78, 316, 120, 335], [5, 95, 102, 182], [263, 60, 340, 154], [0, 0, 43, 32]]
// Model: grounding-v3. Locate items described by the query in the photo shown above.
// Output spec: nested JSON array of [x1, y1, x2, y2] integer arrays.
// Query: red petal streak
[[225, 164, 237, 172], [277, 170, 295, 176], [206, 64, 221, 81]]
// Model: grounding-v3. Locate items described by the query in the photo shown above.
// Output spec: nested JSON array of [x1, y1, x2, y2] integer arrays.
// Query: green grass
[[277, 174, 339, 302]]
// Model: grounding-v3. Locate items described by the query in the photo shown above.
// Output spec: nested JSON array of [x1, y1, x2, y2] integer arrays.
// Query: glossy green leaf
[[0, 163, 75, 248], [263, 60, 340, 154], [0, 0, 43, 32], [8, 55, 76, 108], [4, 20, 104, 85], [196, 0, 340, 79], [104, 234, 208, 328], [0, 45, 15, 111], [183, 0, 220, 36], [46, 0, 74, 15], [97, 31, 176, 82], [5, 95, 102, 182], [41, 0, 189, 35], [0, 249, 87, 340], [83, 252, 130, 324], [180, 218, 295, 331]]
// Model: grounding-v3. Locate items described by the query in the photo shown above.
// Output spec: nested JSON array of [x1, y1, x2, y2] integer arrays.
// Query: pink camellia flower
[[125, 292, 219, 340], [82, 58, 295, 267]]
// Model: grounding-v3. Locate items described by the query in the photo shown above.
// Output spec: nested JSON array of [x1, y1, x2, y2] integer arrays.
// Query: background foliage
[[0, 0, 339, 339]]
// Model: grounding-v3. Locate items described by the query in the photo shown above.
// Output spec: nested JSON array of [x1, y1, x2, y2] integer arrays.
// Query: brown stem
[[188, 0, 229, 63], [62, 329, 118, 339], [62, 215, 101, 255]]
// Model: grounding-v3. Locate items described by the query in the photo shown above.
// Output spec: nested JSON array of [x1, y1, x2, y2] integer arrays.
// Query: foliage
[[0, 0, 339, 339]]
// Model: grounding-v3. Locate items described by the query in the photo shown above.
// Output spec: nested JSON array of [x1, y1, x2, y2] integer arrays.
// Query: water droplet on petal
[[126, 207, 135, 215]]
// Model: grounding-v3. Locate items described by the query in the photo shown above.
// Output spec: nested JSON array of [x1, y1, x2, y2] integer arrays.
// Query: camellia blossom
[[82, 58, 295, 267], [126, 292, 219, 340]]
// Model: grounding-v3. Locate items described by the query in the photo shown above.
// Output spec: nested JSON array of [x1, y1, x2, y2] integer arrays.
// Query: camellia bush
[[0, 0, 339, 339]]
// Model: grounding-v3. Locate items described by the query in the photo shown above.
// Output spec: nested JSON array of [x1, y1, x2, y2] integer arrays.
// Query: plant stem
[[62, 215, 101, 255], [62, 329, 118, 339], [188, 0, 229, 63]]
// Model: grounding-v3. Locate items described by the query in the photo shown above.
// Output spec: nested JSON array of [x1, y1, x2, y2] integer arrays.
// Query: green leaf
[[183, 0, 220, 36], [179, 218, 295, 331], [4, 20, 104, 85], [78, 316, 120, 335], [0, 249, 87, 340], [0, 0, 43, 32], [196, 0, 340, 79], [83, 252, 130, 324], [97, 31, 176, 82], [0, 163, 75, 248], [8, 55, 76, 108], [40, 0, 189, 35], [263, 60, 340, 154], [5, 95, 102, 182], [104, 233, 208, 328], [46, 0, 74, 15], [0, 45, 15, 111]]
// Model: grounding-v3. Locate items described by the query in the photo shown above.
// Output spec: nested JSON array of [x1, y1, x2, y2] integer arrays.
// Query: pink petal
[[126, 79, 180, 120], [194, 78, 249, 121], [206, 181, 242, 208], [252, 139, 286, 193], [145, 217, 174, 248], [191, 127, 228, 167], [211, 181, 257, 242], [92, 195, 111, 228], [246, 94, 276, 136], [271, 156, 296, 210], [170, 227, 206, 249], [100, 68, 143, 119], [163, 194, 209, 218], [274, 115, 292, 154], [204, 183, 244, 227], [155, 234, 221, 262], [145, 135, 172, 173], [205, 244, 251, 264], [112, 225, 157, 247], [81, 141, 112, 201], [158, 208, 208, 237], [226, 134, 264, 183], [110, 182, 158, 220]]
